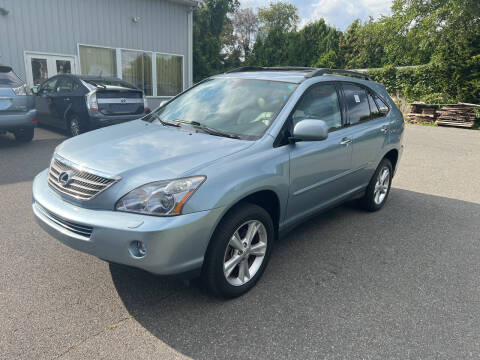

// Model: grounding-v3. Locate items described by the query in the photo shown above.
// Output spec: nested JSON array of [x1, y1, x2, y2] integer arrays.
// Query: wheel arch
[[214, 189, 282, 239], [383, 148, 399, 175]]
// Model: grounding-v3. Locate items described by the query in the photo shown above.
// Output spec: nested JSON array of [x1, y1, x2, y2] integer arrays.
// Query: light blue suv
[[32, 67, 404, 298]]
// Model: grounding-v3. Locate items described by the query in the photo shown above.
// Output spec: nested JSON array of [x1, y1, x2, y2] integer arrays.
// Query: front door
[[25, 53, 76, 88], [35, 76, 61, 125], [287, 83, 353, 223]]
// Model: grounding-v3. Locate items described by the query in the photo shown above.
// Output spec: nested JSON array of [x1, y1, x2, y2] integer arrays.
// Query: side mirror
[[291, 119, 329, 142], [31, 86, 38, 95]]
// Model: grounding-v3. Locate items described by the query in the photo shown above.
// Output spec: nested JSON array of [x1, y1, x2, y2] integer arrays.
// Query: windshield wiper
[[173, 119, 241, 139], [149, 113, 180, 127]]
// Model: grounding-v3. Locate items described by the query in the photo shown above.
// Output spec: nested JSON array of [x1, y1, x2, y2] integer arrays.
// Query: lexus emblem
[[120, 98, 127, 103], [58, 170, 74, 187]]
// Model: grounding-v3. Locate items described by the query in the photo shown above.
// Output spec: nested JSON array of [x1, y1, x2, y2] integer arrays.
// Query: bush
[[366, 62, 480, 104]]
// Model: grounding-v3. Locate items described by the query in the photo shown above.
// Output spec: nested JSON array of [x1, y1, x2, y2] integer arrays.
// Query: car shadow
[[0, 129, 65, 186], [110, 188, 480, 359]]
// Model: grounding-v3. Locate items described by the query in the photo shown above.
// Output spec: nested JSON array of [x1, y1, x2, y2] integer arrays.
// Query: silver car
[[32, 67, 404, 298], [0, 65, 36, 142]]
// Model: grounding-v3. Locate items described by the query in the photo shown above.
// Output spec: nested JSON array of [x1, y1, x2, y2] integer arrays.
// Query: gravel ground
[[0, 124, 479, 360]]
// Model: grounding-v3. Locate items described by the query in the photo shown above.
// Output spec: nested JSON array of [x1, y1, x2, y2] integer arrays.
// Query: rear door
[[341, 83, 390, 187], [52, 77, 79, 128]]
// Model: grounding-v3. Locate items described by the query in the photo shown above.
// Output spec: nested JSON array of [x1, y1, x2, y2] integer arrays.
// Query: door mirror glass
[[292, 119, 329, 142], [31, 86, 38, 95]]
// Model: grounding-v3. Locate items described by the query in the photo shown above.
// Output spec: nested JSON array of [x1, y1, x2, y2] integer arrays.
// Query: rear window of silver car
[[0, 68, 24, 88]]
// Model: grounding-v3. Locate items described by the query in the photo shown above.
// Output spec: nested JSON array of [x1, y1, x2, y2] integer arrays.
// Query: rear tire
[[360, 158, 393, 212], [68, 114, 86, 137], [202, 203, 274, 298], [13, 127, 34, 142]]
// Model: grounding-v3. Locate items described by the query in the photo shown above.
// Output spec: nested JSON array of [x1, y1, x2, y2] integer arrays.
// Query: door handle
[[340, 137, 352, 146], [64, 97, 70, 101]]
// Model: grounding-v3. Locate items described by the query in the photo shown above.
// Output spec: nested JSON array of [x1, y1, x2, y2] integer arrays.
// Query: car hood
[[56, 120, 253, 179]]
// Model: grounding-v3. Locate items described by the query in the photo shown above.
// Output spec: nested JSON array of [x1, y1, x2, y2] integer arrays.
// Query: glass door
[[25, 53, 76, 88]]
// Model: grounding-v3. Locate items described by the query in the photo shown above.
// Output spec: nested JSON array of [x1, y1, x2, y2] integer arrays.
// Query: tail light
[[13, 84, 28, 96], [85, 91, 98, 111], [143, 97, 150, 113]]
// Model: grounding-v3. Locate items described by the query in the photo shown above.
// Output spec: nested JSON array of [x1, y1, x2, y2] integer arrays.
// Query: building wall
[[0, 0, 192, 97]]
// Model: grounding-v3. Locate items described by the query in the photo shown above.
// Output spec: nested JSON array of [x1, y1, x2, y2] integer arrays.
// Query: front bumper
[[0, 109, 37, 130], [32, 169, 223, 275]]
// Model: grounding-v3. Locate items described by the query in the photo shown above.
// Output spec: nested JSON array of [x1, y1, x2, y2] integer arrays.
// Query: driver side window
[[292, 84, 342, 131], [39, 78, 58, 94]]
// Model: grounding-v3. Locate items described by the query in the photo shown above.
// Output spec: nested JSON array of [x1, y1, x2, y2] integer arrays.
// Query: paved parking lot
[[1, 125, 479, 359]]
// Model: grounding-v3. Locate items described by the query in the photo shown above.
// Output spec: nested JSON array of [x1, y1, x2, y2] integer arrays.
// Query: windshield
[[149, 78, 297, 138]]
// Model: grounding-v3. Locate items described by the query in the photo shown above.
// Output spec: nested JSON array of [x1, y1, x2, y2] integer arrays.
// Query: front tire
[[13, 127, 34, 142], [360, 158, 393, 211], [202, 203, 274, 298]]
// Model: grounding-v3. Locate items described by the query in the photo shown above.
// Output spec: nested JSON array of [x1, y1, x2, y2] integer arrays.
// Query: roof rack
[[226, 66, 316, 74], [224, 66, 371, 80], [306, 68, 371, 80]]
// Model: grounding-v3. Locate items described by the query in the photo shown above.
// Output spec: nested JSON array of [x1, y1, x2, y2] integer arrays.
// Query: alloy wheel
[[70, 118, 80, 136], [374, 166, 390, 205], [223, 220, 268, 286]]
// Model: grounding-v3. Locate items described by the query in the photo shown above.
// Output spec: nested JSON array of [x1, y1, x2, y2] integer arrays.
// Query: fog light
[[129, 240, 147, 258]]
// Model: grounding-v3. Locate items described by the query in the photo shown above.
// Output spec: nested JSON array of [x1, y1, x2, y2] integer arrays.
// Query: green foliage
[[193, 0, 240, 82], [193, 0, 480, 103], [257, 2, 299, 33]]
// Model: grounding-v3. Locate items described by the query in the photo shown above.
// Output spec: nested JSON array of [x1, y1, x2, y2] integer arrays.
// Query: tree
[[257, 2, 299, 34], [193, 0, 240, 82], [233, 8, 259, 60]]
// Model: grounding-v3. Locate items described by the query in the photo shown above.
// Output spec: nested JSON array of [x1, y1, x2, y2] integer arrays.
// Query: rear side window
[[374, 95, 389, 113], [343, 84, 370, 125], [368, 93, 380, 118], [0, 68, 24, 88], [292, 84, 342, 131]]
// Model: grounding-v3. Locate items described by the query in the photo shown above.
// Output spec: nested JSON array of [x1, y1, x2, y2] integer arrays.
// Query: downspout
[[187, 6, 194, 88]]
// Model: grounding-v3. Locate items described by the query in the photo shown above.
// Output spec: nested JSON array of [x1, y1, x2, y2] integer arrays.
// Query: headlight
[[115, 176, 206, 216]]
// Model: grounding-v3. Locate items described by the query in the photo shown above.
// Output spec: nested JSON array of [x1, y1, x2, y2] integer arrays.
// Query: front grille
[[36, 203, 93, 239], [48, 156, 119, 201]]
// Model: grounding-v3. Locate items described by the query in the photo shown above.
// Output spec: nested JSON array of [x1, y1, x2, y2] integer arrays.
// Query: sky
[[240, 0, 393, 31]]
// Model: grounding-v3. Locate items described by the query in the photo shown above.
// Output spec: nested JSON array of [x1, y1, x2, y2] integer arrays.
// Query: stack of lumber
[[436, 103, 478, 128], [407, 103, 439, 123]]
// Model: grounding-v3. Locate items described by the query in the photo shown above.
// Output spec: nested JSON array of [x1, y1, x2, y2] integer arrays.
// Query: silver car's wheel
[[223, 220, 268, 286], [202, 203, 274, 298], [373, 166, 390, 205]]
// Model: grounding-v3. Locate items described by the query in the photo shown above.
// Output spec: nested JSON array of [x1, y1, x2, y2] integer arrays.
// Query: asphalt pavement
[[1, 124, 479, 359]]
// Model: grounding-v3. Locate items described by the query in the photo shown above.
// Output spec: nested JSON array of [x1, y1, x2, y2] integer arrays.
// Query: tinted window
[[57, 77, 78, 92], [83, 79, 137, 89], [368, 93, 380, 118], [343, 84, 370, 124], [292, 84, 342, 131], [374, 95, 389, 113], [39, 78, 58, 94]]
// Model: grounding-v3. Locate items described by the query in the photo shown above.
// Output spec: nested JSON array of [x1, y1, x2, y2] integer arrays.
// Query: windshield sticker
[[354, 94, 361, 103]]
